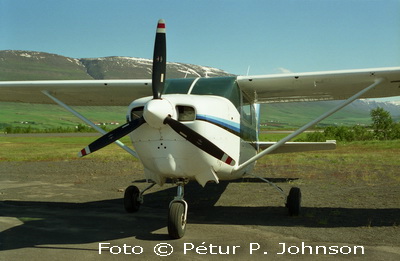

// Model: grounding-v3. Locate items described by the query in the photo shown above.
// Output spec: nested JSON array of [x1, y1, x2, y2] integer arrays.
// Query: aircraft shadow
[[1, 180, 399, 251]]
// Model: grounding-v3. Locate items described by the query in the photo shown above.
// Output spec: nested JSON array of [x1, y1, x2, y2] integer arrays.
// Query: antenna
[[246, 65, 251, 76]]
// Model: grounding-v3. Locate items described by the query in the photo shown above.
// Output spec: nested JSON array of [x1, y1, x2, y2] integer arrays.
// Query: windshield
[[163, 78, 195, 94], [190, 77, 240, 108], [162, 77, 240, 109]]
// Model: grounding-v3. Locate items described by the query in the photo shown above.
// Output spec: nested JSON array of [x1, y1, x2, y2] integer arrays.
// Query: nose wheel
[[168, 179, 188, 239], [123, 180, 188, 239]]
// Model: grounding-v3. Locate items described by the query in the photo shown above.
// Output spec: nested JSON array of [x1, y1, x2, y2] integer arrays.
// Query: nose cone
[[143, 99, 175, 129]]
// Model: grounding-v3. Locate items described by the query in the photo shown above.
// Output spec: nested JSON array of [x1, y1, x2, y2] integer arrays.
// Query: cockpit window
[[190, 77, 240, 108], [163, 78, 195, 94]]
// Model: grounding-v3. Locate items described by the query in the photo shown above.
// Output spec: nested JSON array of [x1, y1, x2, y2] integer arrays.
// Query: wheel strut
[[249, 174, 301, 216], [168, 179, 188, 239]]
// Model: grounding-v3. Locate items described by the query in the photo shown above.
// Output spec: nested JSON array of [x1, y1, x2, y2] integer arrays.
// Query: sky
[[1, 0, 399, 76]]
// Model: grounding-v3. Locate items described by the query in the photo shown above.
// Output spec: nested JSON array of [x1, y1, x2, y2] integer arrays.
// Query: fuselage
[[127, 77, 260, 186]]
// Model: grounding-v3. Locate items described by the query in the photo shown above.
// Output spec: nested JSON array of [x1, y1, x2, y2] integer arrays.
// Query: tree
[[370, 107, 393, 140]]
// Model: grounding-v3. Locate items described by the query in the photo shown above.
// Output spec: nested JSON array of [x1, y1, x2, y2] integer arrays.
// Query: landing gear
[[249, 174, 301, 216], [124, 185, 141, 212], [123, 179, 188, 239], [286, 187, 301, 216], [168, 201, 187, 239], [168, 179, 188, 239], [124, 183, 155, 213]]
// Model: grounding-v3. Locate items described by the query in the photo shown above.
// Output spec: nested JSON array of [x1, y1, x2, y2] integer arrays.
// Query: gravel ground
[[1, 158, 399, 260]]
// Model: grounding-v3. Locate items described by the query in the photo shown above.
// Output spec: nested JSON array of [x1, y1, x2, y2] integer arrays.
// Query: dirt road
[[1, 159, 399, 260]]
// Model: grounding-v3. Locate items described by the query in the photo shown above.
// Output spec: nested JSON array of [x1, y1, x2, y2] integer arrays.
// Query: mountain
[[79, 56, 232, 79], [0, 50, 233, 80], [1, 50, 399, 130], [0, 50, 92, 80]]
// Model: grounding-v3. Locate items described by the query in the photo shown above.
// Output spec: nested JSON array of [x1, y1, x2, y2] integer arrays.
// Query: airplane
[[1, 19, 400, 239]]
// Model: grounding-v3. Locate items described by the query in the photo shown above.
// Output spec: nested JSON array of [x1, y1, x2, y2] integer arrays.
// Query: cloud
[[276, 67, 293, 74]]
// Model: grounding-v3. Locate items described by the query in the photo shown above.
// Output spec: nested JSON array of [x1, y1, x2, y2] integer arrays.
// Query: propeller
[[152, 19, 166, 99], [78, 19, 235, 166], [163, 116, 235, 166], [78, 117, 145, 157], [77, 19, 166, 157]]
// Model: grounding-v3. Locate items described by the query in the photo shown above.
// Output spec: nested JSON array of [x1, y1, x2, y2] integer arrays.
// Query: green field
[[0, 135, 398, 162], [0, 135, 133, 162], [0, 101, 379, 133], [260, 101, 377, 129], [0, 102, 127, 131], [1, 136, 399, 184], [0, 133, 293, 162]]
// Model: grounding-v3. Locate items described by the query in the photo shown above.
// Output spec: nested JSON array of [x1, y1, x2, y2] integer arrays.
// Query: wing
[[237, 67, 400, 103], [257, 141, 336, 154], [0, 79, 152, 106]]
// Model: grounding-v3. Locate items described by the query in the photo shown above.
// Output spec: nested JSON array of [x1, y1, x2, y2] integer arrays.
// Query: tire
[[124, 185, 141, 213], [286, 187, 301, 216], [168, 202, 186, 239]]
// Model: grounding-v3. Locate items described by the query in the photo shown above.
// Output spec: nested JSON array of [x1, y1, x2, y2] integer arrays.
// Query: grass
[[1, 135, 399, 186], [260, 101, 375, 128], [1, 99, 385, 132], [0, 135, 135, 162], [254, 139, 400, 185], [259, 132, 308, 141], [0, 102, 127, 131]]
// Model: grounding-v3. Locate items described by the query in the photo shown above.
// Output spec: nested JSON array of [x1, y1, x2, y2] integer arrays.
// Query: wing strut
[[234, 78, 384, 174], [42, 90, 139, 159]]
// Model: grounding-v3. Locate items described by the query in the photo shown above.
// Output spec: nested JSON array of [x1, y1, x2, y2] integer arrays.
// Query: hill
[[79, 56, 232, 79], [0, 51, 92, 80], [0, 50, 233, 80], [0, 50, 399, 131]]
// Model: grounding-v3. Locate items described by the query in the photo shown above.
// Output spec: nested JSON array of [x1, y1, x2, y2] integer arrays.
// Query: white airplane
[[1, 20, 400, 239]]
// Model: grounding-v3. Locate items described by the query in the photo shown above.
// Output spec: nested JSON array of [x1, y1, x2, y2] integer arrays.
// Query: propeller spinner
[[78, 19, 235, 166]]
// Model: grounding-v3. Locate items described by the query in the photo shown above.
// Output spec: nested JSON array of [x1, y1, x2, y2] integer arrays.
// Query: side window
[[240, 93, 257, 141], [241, 95, 252, 124]]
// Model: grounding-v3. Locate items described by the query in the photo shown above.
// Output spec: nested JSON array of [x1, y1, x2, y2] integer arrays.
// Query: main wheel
[[286, 187, 301, 216], [124, 185, 141, 213], [168, 202, 186, 239]]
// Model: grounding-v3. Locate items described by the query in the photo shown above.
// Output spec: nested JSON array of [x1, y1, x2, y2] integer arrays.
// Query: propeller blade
[[152, 19, 167, 99], [78, 117, 145, 157], [163, 117, 236, 166]]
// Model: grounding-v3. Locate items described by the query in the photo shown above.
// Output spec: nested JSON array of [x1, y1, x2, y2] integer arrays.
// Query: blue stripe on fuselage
[[196, 114, 240, 136]]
